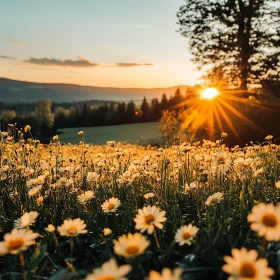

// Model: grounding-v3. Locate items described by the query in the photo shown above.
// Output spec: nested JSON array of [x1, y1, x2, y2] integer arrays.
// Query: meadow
[[0, 130, 280, 280], [57, 122, 162, 145]]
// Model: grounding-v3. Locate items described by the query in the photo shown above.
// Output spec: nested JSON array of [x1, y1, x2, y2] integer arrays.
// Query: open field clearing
[[0, 134, 280, 279], [57, 122, 162, 145]]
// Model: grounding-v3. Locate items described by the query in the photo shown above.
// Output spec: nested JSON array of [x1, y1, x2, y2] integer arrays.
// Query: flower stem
[[153, 230, 160, 248]]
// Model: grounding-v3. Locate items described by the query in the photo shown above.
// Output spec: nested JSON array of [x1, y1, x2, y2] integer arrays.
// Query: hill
[[0, 77, 189, 103]]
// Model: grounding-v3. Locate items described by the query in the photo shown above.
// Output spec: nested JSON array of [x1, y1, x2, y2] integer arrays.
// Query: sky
[[0, 0, 200, 88]]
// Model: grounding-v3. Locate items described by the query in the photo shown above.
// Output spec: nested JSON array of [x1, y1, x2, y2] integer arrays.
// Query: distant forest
[[0, 87, 193, 143]]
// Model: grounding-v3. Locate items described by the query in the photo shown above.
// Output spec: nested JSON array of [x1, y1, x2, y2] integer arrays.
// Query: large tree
[[177, 0, 280, 92]]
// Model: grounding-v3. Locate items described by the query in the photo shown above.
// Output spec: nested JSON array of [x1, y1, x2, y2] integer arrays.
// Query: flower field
[[0, 130, 280, 280]]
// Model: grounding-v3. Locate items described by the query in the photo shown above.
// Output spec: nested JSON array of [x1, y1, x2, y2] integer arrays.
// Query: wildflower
[[87, 172, 100, 182], [0, 228, 39, 255], [275, 181, 280, 189], [104, 228, 112, 236], [147, 268, 183, 280], [23, 167, 34, 176], [134, 205, 167, 234], [144, 193, 155, 200], [85, 258, 131, 280], [78, 131, 84, 137], [114, 233, 150, 258], [247, 203, 280, 241], [45, 224, 55, 233], [14, 211, 39, 228], [101, 197, 121, 213], [221, 132, 228, 138], [36, 195, 44, 206], [24, 125, 31, 132], [53, 135, 59, 141], [265, 135, 273, 141], [222, 247, 274, 280], [77, 190, 94, 204], [175, 224, 199, 246], [58, 218, 88, 237], [28, 185, 42, 197], [205, 192, 223, 206], [107, 141, 116, 147]]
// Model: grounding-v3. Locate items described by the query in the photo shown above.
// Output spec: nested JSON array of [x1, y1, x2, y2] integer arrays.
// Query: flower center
[[182, 231, 192, 240], [107, 203, 115, 210], [239, 262, 256, 278], [262, 213, 277, 227], [218, 156, 226, 163], [98, 275, 115, 280], [7, 238, 24, 251], [144, 214, 155, 225], [66, 226, 78, 236], [125, 245, 139, 255], [210, 197, 218, 204]]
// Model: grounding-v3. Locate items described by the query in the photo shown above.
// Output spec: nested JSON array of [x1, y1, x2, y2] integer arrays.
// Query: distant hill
[[0, 77, 189, 104]]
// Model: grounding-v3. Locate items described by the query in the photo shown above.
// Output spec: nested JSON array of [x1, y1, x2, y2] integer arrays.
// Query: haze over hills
[[0, 77, 189, 104]]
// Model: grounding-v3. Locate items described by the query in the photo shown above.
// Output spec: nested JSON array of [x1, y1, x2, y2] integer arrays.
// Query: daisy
[[247, 203, 280, 241], [114, 232, 150, 258], [28, 185, 42, 197], [205, 192, 223, 206], [57, 218, 88, 237], [85, 258, 131, 280], [175, 224, 199, 246], [222, 247, 274, 280], [45, 224, 55, 233], [87, 172, 100, 182], [14, 211, 39, 228], [144, 193, 155, 200], [0, 228, 39, 255], [134, 205, 167, 234], [101, 197, 121, 213], [147, 268, 183, 280], [104, 228, 112, 236], [77, 190, 95, 204]]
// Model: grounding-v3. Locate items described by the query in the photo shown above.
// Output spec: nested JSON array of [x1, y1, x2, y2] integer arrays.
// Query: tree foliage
[[177, 0, 280, 92]]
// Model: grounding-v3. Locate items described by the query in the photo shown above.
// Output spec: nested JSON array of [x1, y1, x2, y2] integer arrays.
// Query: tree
[[140, 97, 150, 122], [160, 93, 169, 111], [34, 99, 54, 129], [177, 0, 280, 91]]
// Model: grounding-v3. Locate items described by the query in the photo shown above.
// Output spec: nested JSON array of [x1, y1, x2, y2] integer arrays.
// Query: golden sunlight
[[201, 88, 219, 100]]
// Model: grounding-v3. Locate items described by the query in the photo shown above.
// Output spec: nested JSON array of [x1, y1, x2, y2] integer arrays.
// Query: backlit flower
[[247, 203, 280, 241], [114, 232, 150, 258], [147, 268, 183, 280], [222, 247, 274, 280], [77, 190, 94, 204], [14, 211, 39, 228], [205, 192, 223, 206], [101, 197, 121, 213], [57, 218, 87, 237], [85, 258, 131, 280], [134, 205, 167, 234], [0, 228, 39, 255], [175, 224, 199, 246]]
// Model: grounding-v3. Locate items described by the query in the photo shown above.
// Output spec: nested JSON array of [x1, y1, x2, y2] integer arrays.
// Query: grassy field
[[57, 122, 162, 145]]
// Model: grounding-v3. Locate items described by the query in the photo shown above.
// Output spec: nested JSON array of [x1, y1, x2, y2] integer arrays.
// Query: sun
[[201, 88, 219, 100]]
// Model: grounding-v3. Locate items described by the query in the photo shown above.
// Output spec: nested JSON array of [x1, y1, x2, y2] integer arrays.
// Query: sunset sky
[[0, 0, 200, 88]]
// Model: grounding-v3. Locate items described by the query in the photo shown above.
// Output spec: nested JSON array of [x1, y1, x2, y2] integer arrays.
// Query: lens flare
[[201, 88, 219, 100]]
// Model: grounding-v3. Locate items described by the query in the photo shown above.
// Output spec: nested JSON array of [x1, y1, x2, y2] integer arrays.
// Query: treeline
[[53, 89, 186, 129]]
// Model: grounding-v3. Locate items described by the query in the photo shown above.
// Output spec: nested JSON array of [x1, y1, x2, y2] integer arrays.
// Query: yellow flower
[[77, 190, 95, 204], [104, 228, 112, 236], [134, 205, 167, 234], [0, 228, 39, 255], [45, 224, 55, 233], [14, 211, 39, 228], [28, 185, 42, 197], [57, 218, 88, 237], [275, 181, 280, 189], [101, 197, 121, 213], [53, 135, 59, 141], [205, 192, 223, 206], [85, 258, 131, 280], [24, 125, 31, 132], [78, 131, 84, 137], [175, 224, 199, 246], [222, 247, 274, 280], [114, 233, 150, 258], [144, 193, 155, 200], [221, 132, 228, 138], [147, 268, 183, 280], [247, 203, 280, 241]]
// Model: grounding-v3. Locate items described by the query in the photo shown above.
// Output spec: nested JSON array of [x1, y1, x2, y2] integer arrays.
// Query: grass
[[57, 122, 162, 145], [0, 132, 280, 280]]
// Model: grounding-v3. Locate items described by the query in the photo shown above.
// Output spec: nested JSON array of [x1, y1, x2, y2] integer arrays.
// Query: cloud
[[23, 56, 100, 67], [22, 67, 60, 71], [23, 56, 153, 68], [0, 55, 16, 60], [115, 63, 153, 67]]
